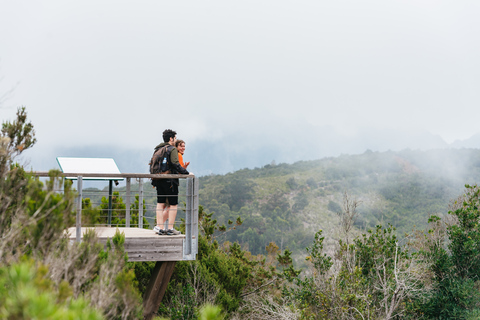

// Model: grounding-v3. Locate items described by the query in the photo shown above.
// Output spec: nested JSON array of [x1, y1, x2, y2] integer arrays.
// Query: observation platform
[[67, 227, 190, 262], [34, 164, 199, 320]]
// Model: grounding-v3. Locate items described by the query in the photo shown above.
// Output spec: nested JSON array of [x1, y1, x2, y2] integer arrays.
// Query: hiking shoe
[[153, 226, 165, 235], [166, 228, 181, 236]]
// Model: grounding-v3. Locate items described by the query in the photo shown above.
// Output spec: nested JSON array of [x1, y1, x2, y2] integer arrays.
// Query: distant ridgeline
[[197, 148, 480, 256]]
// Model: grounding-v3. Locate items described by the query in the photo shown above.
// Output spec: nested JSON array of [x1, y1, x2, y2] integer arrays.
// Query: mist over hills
[[196, 147, 480, 255], [24, 127, 479, 176], [25, 129, 480, 256], [451, 133, 480, 148]]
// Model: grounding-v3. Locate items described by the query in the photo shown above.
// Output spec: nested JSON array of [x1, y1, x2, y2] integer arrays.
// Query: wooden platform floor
[[67, 227, 186, 262]]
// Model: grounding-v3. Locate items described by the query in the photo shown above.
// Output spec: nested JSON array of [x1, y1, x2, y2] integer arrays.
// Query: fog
[[1, 1, 480, 175]]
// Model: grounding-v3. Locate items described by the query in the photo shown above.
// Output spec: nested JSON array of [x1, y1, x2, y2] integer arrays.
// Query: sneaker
[[153, 226, 165, 235], [166, 228, 181, 236]]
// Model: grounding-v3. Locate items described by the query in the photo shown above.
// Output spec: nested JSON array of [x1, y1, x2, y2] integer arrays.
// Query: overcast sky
[[1, 0, 480, 173]]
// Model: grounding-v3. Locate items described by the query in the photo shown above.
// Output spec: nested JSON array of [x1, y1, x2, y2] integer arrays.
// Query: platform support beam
[[143, 261, 176, 320]]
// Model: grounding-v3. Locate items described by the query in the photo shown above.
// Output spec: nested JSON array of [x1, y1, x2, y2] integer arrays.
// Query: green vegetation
[[151, 185, 480, 319], [1, 108, 142, 319], [136, 207, 292, 319], [82, 191, 149, 228], [198, 149, 480, 256], [5, 107, 480, 319], [419, 185, 480, 319], [0, 260, 103, 320]]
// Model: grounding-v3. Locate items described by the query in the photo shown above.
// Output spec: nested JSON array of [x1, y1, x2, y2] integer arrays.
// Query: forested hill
[[198, 148, 480, 256]]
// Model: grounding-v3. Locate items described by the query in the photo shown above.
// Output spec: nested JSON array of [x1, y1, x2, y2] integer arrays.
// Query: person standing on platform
[[175, 139, 190, 169], [150, 129, 192, 235]]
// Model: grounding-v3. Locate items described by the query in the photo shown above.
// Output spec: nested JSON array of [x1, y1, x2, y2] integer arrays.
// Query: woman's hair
[[175, 139, 185, 148]]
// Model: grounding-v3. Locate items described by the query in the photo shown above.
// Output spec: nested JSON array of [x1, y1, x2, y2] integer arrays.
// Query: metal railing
[[33, 172, 199, 259]]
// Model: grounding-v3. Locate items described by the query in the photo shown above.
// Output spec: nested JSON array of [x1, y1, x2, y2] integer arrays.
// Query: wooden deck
[[67, 227, 189, 262]]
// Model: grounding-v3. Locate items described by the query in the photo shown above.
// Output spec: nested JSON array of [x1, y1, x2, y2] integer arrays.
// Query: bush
[[0, 260, 103, 320]]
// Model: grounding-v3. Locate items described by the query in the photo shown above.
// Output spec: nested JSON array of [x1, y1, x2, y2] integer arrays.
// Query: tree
[[283, 194, 426, 319], [420, 184, 480, 318], [128, 194, 150, 228], [100, 191, 126, 226]]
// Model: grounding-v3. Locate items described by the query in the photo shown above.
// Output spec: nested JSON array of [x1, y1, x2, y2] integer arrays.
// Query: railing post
[[126, 177, 131, 227], [107, 180, 113, 226], [76, 176, 83, 243], [185, 177, 193, 256], [139, 178, 144, 229], [193, 177, 199, 255]]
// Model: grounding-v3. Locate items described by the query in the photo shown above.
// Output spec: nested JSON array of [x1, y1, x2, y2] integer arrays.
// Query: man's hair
[[162, 129, 177, 143], [175, 139, 185, 148]]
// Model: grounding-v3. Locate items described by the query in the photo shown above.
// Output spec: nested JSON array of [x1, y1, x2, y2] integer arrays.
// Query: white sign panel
[[56, 157, 123, 180]]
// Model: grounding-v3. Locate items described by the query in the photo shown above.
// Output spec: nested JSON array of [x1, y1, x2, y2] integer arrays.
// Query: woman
[[175, 139, 190, 169]]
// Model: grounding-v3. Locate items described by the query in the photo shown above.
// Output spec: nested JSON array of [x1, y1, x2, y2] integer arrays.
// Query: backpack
[[149, 145, 173, 175]]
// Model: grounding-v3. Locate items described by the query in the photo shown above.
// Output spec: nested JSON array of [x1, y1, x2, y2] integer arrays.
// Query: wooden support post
[[143, 261, 176, 320]]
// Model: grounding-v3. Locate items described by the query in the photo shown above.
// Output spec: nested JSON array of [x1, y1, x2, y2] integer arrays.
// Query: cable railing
[[32, 172, 199, 259]]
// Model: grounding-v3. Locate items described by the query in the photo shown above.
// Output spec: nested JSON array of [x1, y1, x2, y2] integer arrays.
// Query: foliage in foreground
[[278, 186, 480, 319], [0, 260, 103, 320], [418, 184, 480, 319], [157, 186, 480, 320], [0, 107, 142, 319]]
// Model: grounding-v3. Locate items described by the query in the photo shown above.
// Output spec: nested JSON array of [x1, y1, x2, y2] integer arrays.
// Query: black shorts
[[155, 180, 179, 205]]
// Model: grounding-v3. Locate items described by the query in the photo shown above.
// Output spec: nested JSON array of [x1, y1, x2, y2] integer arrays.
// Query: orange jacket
[[178, 153, 187, 169]]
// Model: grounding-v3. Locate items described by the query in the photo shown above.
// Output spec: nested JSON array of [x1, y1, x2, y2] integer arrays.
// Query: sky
[[1, 0, 480, 175]]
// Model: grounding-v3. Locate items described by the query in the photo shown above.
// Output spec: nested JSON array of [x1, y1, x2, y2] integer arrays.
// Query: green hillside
[[198, 148, 480, 256], [89, 148, 480, 258]]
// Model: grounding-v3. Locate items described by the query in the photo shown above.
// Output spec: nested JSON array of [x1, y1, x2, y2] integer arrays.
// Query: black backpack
[[149, 145, 173, 175]]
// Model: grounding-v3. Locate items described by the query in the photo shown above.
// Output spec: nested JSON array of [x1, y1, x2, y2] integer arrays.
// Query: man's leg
[[163, 205, 170, 229], [165, 181, 181, 235], [167, 205, 178, 230], [156, 203, 167, 227], [155, 181, 170, 234]]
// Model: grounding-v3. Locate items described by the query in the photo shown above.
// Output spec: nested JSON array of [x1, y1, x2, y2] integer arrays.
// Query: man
[[152, 129, 192, 235]]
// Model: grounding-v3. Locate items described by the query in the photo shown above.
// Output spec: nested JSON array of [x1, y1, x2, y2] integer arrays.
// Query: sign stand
[[57, 157, 124, 227]]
